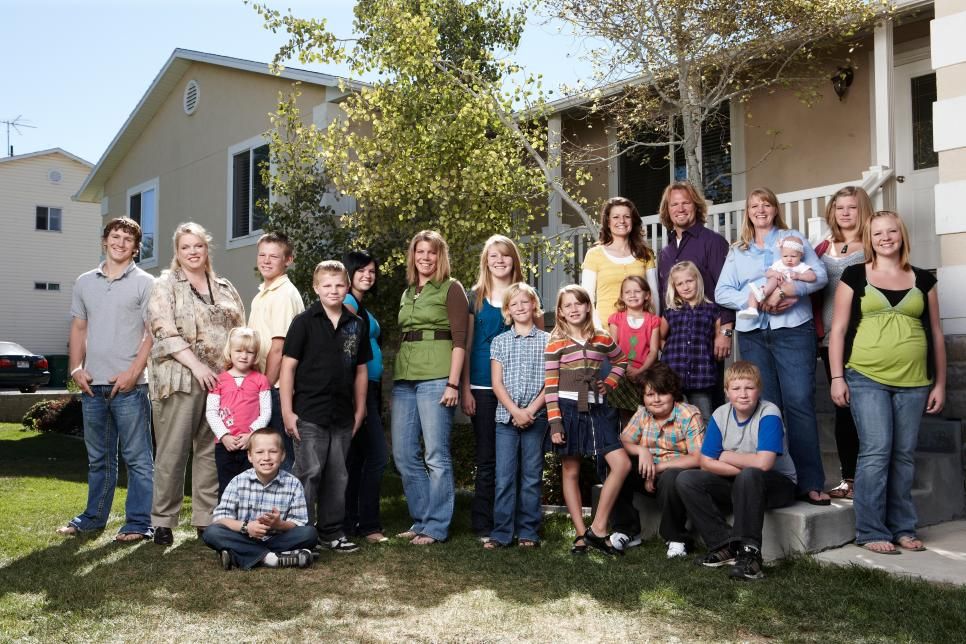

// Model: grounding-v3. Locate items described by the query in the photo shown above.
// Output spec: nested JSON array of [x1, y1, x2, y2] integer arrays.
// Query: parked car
[[0, 342, 51, 393]]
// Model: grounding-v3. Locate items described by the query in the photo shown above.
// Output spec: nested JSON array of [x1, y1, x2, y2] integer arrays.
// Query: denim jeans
[[737, 321, 826, 493], [293, 419, 352, 541], [270, 388, 295, 472], [202, 523, 319, 570], [470, 389, 498, 537], [70, 385, 154, 535], [391, 378, 455, 541], [344, 382, 389, 536], [846, 369, 929, 544], [215, 443, 251, 501], [491, 418, 546, 545], [684, 388, 714, 424]]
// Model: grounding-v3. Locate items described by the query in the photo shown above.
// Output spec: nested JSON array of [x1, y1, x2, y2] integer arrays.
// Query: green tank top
[[394, 278, 456, 381], [847, 284, 929, 386]]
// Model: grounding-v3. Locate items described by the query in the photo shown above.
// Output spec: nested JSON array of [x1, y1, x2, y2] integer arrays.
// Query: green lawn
[[1, 423, 964, 642]]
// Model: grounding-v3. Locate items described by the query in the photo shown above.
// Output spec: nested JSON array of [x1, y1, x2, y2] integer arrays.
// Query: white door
[[894, 57, 939, 269]]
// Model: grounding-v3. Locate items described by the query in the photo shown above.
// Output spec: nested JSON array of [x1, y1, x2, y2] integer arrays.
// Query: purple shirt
[[658, 224, 734, 326], [662, 302, 719, 390]]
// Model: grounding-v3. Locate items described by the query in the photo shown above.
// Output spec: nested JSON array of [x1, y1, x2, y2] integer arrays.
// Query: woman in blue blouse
[[715, 188, 831, 505], [342, 250, 388, 543]]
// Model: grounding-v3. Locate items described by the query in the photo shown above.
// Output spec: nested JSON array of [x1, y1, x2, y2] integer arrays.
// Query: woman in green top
[[828, 211, 946, 555], [391, 230, 469, 545]]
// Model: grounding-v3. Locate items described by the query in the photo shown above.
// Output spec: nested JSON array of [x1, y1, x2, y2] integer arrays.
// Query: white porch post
[[543, 113, 565, 303], [606, 126, 619, 198], [873, 18, 896, 209]]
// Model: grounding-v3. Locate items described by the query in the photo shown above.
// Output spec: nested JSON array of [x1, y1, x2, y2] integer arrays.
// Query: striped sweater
[[545, 332, 628, 435]]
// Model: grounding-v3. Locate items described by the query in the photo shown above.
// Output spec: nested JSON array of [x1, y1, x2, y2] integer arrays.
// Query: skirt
[[607, 376, 643, 412], [545, 398, 622, 457]]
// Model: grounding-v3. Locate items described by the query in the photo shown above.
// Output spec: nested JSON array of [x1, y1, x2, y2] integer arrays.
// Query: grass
[[2, 423, 965, 643]]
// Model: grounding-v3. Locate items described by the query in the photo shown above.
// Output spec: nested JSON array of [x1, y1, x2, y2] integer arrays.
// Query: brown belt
[[401, 330, 452, 342]]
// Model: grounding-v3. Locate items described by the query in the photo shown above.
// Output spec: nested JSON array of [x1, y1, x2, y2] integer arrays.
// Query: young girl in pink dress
[[607, 275, 662, 425]]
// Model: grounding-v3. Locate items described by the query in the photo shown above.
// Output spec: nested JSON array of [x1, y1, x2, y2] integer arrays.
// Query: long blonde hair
[[405, 230, 451, 285], [471, 235, 524, 310], [825, 186, 873, 244], [171, 222, 214, 275], [665, 261, 712, 310], [551, 284, 596, 340], [865, 210, 912, 271], [736, 188, 788, 250]]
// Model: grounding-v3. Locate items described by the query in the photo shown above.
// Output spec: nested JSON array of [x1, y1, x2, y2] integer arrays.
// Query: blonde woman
[[148, 222, 245, 545]]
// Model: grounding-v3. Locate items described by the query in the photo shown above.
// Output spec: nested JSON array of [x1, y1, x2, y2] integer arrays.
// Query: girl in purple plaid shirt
[[662, 261, 721, 421]]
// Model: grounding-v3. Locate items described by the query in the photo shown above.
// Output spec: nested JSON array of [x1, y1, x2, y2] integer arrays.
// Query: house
[[74, 48, 363, 303], [0, 148, 100, 371], [534, 0, 965, 418]]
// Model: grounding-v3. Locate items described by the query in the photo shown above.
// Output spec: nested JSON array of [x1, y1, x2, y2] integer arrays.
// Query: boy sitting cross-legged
[[676, 361, 798, 580], [202, 429, 318, 570]]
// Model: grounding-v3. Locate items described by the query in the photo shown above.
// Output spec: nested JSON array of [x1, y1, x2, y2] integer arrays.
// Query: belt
[[401, 330, 452, 342]]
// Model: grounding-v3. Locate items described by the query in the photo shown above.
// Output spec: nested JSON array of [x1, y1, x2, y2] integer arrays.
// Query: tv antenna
[[2, 115, 37, 157]]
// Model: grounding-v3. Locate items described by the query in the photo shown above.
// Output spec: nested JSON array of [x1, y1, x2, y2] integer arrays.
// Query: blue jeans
[[203, 523, 319, 570], [270, 388, 295, 472], [846, 369, 929, 544], [737, 322, 825, 493], [391, 378, 455, 541], [345, 382, 389, 536], [491, 418, 546, 545], [70, 385, 154, 534]]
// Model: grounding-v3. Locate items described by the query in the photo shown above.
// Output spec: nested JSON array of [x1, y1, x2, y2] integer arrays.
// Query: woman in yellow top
[[581, 197, 659, 328]]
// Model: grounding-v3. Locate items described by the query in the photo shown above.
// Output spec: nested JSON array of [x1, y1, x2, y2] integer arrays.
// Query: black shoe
[[218, 550, 233, 571], [277, 549, 313, 569], [583, 527, 619, 556], [729, 544, 765, 581], [570, 536, 588, 555], [695, 545, 736, 568], [153, 527, 173, 546]]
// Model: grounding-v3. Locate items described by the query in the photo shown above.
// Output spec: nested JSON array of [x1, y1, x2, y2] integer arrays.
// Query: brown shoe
[[828, 479, 854, 499]]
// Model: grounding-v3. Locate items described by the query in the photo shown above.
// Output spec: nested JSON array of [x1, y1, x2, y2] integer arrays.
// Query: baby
[[738, 236, 815, 320]]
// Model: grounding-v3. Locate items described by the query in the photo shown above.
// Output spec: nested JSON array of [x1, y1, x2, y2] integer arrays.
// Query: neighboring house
[[0, 148, 100, 365], [74, 48, 362, 303]]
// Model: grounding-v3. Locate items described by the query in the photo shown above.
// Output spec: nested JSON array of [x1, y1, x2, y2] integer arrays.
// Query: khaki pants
[[150, 380, 218, 528]]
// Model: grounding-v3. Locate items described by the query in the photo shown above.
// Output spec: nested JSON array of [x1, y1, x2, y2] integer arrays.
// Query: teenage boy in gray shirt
[[56, 217, 156, 542]]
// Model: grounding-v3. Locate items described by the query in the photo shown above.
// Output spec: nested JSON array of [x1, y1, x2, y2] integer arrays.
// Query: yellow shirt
[[248, 274, 305, 377], [581, 245, 656, 324]]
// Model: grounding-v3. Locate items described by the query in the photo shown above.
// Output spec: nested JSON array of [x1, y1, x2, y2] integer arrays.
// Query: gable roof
[[74, 48, 365, 203], [0, 147, 92, 168]]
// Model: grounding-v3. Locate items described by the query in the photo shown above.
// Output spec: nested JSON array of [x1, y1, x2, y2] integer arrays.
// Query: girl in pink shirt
[[207, 327, 271, 500]]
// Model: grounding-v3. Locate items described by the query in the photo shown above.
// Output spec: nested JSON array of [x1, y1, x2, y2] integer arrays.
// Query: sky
[[1, 0, 595, 165]]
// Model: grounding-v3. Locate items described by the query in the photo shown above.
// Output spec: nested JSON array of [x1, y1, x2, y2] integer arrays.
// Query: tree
[[543, 0, 890, 194]]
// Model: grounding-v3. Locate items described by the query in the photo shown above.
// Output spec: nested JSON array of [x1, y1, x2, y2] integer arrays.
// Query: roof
[[0, 147, 92, 167], [74, 48, 366, 203]]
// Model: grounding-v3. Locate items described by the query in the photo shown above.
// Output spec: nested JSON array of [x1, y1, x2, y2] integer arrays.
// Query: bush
[[22, 397, 83, 435]]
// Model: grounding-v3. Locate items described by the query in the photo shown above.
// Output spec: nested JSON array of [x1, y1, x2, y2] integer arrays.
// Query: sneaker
[[695, 546, 736, 567], [277, 548, 313, 569], [322, 536, 360, 553], [729, 544, 765, 580], [218, 550, 233, 571], [609, 532, 642, 551], [666, 541, 688, 559], [737, 307, 760, 321]]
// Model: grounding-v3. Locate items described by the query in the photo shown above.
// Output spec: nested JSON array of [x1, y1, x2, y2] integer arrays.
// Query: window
[[229, 138, 270, 243], [127, 178, 158, 267], [36, 206, 62, 231], [34, 282, 60, 291], [911, 73, 938, 171]]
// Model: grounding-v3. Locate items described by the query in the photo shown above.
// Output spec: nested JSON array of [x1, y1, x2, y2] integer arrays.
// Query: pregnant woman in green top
[[827, 211, 946, 555]]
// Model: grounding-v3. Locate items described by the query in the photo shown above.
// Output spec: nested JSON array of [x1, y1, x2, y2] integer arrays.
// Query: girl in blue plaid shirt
[[662, 261, 721, 421]]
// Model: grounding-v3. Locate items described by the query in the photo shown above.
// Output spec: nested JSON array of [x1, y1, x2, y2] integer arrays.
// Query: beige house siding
[[561, 113, 611, 225], [100, 62, 329, 302], [0, 152, 100, 355]]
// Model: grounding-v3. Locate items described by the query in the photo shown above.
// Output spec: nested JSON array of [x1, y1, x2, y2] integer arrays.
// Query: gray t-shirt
[[70, 261, 154, 385]]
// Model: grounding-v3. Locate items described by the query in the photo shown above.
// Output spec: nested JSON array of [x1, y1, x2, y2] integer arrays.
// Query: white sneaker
[[737, 307, 760, 321], [666, 541, 688, 558], [609, 532, 642, 551], [322, 536, 359, 553]]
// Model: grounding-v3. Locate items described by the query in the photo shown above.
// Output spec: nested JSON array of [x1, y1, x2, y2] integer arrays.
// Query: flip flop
[[861, 541, 901, 555], [365, 533, 390, 544], [395, 530, 418, 540], [55, 524, 79, 537], [802, 491, 832, 506], [518, 539, 540, 548], [896, 536, 927, 552], [411, 534, 438, 545], [483, 540, 504, 550], [114, 532, 148, 543]]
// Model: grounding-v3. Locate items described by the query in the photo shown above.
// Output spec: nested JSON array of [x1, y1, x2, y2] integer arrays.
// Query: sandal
[[583, 527, 620, 556], [571, 536, 588, 555], [896, 536, 927, 552], [828, 479, 854, 499], [365, 533, 390, 544], [395, 530, 418, 540], [55, 524, 79, 537], [518, 539, 540, 548], [483, 540, 504, 550], [411, 534, 438, 546], [802, 490, 832, 506], [115, 532, 149, 543], [860, 541, 901, 555]]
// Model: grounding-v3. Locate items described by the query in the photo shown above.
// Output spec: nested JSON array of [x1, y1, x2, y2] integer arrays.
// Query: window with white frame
[[36, 206, 62, 231], [228, 137, 270, 243], [127, 178, 158, 267], [34, 282, 60, 291]]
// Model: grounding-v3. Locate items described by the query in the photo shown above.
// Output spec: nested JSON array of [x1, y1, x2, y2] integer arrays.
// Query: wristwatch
[[721, 329, 734, 338], [240, 521, 249, 537]]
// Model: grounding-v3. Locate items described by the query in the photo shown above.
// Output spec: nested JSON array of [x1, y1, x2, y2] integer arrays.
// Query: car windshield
[[0, 342, 29, 355]]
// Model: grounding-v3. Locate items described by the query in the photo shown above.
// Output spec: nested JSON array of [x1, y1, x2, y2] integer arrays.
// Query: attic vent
[[183, 79, 200, 115], [48, 169, 62, 184]]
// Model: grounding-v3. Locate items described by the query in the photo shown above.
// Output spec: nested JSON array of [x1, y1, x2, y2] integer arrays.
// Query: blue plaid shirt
[[662, 302, 719, 390], [490, 326, 550, 424], [212, 468, 308, 539]]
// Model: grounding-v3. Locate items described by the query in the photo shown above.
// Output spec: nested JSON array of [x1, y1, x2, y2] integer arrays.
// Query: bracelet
[[70, 366, 83, 377], [831, 376, 844, 380], [446, 382, 459, 390]]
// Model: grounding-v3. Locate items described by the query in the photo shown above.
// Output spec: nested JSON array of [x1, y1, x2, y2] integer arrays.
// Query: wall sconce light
[[832, 66, 854, 101]]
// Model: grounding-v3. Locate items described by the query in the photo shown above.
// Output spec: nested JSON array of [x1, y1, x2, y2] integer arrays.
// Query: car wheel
[[20, 386, 38, 394]]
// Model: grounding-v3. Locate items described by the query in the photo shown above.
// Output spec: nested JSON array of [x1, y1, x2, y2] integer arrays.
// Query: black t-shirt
[[283, 302, 372, 427]]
